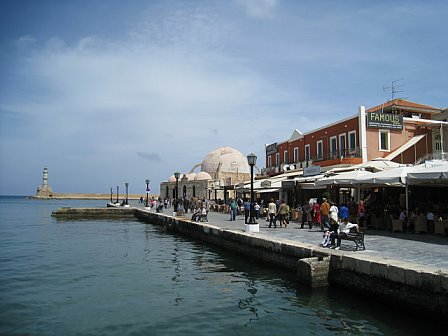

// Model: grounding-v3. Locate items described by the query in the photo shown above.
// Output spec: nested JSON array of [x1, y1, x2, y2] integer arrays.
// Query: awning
[[315, 170, 374, 186], [255, 188, 280, 194], [301, 183, 326, 190], [384, 134, 426, 160], [407, 163, 448, 185]]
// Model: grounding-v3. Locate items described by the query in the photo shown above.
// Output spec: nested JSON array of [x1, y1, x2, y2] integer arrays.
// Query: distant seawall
[[29, 193, 159, 200]]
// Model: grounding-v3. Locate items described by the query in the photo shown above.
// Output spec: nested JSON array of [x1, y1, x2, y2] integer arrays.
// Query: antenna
[[383, 79, 404, 100]]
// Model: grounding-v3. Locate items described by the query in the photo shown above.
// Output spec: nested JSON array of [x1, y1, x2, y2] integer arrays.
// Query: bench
[[340, 230, 366, 251]]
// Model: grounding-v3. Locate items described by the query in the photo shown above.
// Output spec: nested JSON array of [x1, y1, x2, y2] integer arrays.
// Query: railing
[[312, 147, 362, 162], [414, 152, 448, 165]]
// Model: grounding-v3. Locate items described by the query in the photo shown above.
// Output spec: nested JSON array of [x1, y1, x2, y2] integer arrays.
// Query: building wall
[[265, 116, 360, 171], [365, 121, 433, 163]]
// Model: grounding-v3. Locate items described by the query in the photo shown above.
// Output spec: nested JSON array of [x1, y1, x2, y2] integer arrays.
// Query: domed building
[[160, 147, 251, 202]]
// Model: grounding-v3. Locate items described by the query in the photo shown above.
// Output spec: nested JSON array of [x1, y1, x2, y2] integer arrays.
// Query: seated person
[[191, 209, 201, 221], [199, 207, 208, 222], [321, 218, 340, 247], [330, 217, 359, 250]]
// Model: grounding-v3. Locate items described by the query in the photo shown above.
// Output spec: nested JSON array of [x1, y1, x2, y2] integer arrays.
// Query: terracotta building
[[264, 99, 446, 176]]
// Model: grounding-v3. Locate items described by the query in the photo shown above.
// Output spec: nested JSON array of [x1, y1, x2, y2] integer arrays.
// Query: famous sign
[[367, 112, 403, 130]]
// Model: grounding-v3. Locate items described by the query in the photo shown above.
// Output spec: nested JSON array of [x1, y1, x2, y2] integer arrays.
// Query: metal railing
[[414, 152, 448, 165]]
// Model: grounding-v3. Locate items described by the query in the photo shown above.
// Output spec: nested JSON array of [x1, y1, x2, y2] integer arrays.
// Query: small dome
[[168, 175, 176, 182], [201, 147, 250, 175], [194, 172, 212, 181], [186, 173, 197, 181]]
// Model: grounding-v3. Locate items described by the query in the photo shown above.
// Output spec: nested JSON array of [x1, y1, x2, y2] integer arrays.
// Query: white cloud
[[236, 0, 277, 18]]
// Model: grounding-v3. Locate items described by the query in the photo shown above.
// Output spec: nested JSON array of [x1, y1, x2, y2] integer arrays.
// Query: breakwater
[[29, 193, 159, 200], [52, 207, 448, 322]]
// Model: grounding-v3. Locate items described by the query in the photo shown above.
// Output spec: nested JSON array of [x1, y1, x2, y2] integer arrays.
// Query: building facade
[[264, 99, 445, 176], [160, 147, 251, 202]]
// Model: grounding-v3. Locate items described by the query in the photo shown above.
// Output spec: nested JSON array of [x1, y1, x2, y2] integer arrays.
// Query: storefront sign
[[260, 180, 271, 188], [266, 142, 277, 156], [367, 112, 403, 130], [303, 165, 321, 177]]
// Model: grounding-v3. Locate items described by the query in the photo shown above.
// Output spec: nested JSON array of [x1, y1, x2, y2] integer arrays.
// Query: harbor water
[[0, 196, 439, 335]]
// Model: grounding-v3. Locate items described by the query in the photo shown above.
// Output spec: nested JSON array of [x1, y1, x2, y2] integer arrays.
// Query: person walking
[[320, 198, 330, 231], [229, 198, 238, 221], [301, 201, 313, 229], [254, 202, 260, 220], [313, 201, 321, 229], [277, 200, 289, 228], [244, 199, 251, 224], [268, 199, 277, 228], [339, 203, 349, 222]]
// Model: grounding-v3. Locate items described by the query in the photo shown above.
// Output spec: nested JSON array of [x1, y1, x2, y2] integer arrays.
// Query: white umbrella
[[407, 163, 448, 185], [315, 170, 374, 186], [353, 165, 424, 186]]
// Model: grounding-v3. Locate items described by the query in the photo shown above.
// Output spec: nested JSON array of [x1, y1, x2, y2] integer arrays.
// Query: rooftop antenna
[[383, 79, 404, 101]]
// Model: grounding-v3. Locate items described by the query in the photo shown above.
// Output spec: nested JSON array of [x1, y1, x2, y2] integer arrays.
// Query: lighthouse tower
[[36, 167, 53, 198]]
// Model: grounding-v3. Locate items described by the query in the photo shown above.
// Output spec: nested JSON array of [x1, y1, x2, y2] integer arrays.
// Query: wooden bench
[[340, 230, 366, 251]]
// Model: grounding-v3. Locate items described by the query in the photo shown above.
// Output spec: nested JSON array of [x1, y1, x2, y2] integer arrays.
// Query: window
[[267, 156, 272, 167], [305, 145, 310, 161], [284, 150, 288, 164], [276, 153, 280, 166], [379, 130, 390, 151], [348, 131, 356, 153], [330, 136, 337, 157], [293, 147, 299, 162], [316, 140, 323, 159], [339, 134, 346, 157], [192, 185, 196, 197], [435, 134, 442, 151], [166, 186, 169, 198]]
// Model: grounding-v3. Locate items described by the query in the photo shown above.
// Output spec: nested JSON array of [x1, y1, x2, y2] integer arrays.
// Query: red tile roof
[[367, 99, 441, 113]]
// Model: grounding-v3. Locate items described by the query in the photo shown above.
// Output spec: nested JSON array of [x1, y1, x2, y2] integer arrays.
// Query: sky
[[0, 0, 447, 196]]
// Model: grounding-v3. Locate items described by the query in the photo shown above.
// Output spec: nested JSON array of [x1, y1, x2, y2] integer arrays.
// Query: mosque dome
[[186, 173, 197, 181], [201, 147, 250, 175], [168, 175, 176, 182], [194, 172, 212, 181]]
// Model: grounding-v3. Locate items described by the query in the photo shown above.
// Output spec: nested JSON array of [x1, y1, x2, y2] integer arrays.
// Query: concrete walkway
[[147, 206, 448, 271]]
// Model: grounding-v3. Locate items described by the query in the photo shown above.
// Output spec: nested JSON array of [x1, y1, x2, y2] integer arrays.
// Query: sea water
[[0, 196, 440, 335]]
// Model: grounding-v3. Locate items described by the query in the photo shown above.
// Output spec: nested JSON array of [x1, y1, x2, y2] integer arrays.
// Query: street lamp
[[145, 179, 150, 209], [116, 186, 119, 204], [125, 182, 129, 207], [247, 153, 258, 229], [174, 171, 180, 213], [110, 187, 113, 203]]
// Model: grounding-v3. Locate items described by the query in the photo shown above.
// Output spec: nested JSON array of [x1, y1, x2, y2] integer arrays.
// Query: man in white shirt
[[330, 217, 359, 249], [268, 199, 277, 228]]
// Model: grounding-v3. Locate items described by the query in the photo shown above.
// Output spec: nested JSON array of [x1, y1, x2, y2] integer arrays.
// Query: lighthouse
[[36, 167, 53, 198]]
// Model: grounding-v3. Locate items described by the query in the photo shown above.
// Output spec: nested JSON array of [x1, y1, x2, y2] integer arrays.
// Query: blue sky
[[1, 0, 447, 196]]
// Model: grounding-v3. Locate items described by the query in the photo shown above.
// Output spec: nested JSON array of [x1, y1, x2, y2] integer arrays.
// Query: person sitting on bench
[[199, 206, 208, 222], [191, 209, 202, 221], [330, 217, 359, 250]]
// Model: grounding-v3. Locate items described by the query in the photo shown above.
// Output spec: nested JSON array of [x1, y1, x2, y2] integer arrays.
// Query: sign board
[[303, 165, 321, 177], [266, 143, 277, 156], [260, 180, 271, 188], [367, 112, 403, 130]]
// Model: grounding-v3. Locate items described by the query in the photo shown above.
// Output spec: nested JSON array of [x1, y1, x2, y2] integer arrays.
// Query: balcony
[[312, 147, 363, 166]]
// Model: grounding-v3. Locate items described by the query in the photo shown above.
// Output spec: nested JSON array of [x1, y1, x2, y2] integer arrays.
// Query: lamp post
[[145, 179, 150, 209], [110, 187, 113, 203], [116, 186, 119, 204], [125, 182, 129, 207], [246, 153, 259, 232], [174, 171, 180, 214]]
